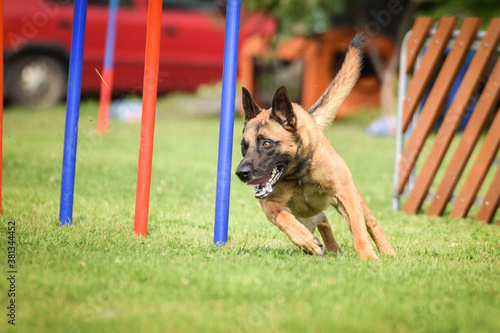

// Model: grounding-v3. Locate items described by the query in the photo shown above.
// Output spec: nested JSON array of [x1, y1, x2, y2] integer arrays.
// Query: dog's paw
[[381, 248, 397, 256], [379, 245, 397, 256], [358, 248, 379, 261], [300, 236, 324, 256]]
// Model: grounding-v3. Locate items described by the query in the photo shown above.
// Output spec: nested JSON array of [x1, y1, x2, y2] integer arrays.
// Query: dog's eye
[[263, 140, 272, 148], [241, 141, 248, 156]]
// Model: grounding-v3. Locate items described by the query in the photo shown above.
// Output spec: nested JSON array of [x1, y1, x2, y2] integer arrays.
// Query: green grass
[[1, 100, 499, 333]]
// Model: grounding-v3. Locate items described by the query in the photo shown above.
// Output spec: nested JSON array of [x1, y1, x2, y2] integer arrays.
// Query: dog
[[235, 34, 396, 260]]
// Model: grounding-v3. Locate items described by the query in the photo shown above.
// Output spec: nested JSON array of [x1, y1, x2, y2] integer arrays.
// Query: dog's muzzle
[[236, 162, 285, 199]]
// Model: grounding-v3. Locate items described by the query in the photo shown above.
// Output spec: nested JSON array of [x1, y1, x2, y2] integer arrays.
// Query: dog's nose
[[235, 163, 253, 182]]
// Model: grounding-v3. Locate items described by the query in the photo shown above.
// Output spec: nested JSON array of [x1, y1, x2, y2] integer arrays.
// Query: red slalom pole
[[97, 68, 114, 133], [0, 0, 3, 214], [133, 0, 162, 237]]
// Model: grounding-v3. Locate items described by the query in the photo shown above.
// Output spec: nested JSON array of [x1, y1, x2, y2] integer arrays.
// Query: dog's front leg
[[260, 201, 324, 255]]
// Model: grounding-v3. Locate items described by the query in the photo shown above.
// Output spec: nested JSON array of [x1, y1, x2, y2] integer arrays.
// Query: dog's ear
[[242, 87, 262, 123], [270, 86, 297, 132]]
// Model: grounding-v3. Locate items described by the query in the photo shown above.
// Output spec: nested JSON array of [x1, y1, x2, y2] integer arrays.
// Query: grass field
[[1, 99, 499, 333]]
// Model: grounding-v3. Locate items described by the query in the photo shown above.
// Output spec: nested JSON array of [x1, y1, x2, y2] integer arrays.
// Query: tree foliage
[[415, 0, 500, 22], [244, 0, 344, 38], [244, 0, 500, 40]]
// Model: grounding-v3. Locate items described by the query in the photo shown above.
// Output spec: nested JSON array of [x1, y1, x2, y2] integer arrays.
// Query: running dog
[[235, 34, 396, 260]]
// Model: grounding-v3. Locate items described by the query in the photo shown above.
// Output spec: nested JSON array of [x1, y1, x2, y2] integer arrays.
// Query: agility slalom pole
[[59, 0, 87, 225], [213, 0, 241, 245], [0, 0, 3, 214], [97, 0, 118, 134], [133, 0, 162, 237]]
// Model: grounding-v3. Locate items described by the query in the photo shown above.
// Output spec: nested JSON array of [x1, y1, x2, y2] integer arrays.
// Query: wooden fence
[[393, 17, 500, 224]]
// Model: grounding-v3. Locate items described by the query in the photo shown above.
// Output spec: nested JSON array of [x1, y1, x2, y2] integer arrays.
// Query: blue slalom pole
[[59, 0, 87, 225], [213, 0, 241, 245], [97, 0, 118, 133], [103, 0, 118, 71]]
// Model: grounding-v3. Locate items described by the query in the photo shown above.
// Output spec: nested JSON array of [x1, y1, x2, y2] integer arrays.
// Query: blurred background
[[3, 0, 500, 118]]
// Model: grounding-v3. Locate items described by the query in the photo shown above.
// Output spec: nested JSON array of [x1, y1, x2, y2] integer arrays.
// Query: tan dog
[[235, 34, 395, 260]]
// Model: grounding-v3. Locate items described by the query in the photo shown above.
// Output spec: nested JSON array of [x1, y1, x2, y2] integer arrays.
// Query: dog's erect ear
[[270, 86, 297, 132], [242, 87, 262, 123]]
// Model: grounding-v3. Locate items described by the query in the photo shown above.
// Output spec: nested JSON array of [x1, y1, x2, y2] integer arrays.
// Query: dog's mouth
[[246, 165, 285, 199]]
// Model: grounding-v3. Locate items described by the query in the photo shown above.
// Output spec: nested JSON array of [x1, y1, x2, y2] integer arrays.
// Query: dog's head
[[235, 86, 304, 199], [235, 34, 364, 199]]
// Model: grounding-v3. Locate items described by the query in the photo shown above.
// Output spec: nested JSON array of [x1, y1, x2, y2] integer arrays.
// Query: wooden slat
[[401, 17, 457, 132], [476, 166, 500, 223], [396, 18, 482, 195], [405, 17, 436, 73], [450, 108, 500, 218], [404, 19, 500, 214], [426, 57, 500, 216]]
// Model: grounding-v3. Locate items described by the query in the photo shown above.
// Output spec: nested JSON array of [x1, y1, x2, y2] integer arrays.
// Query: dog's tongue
[[246, 173, 271, 186]]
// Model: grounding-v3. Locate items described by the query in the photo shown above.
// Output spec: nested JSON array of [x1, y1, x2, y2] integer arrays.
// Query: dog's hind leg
[[333, 190, 379, 260], [301, 213, 342, 253], [361, 201, 396, 255]]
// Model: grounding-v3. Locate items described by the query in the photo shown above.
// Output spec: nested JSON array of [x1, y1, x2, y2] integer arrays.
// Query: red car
[[3, 0, 275, 108]]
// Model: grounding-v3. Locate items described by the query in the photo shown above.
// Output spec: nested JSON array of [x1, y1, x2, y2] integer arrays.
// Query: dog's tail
[[308, 33, 363, 131]]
